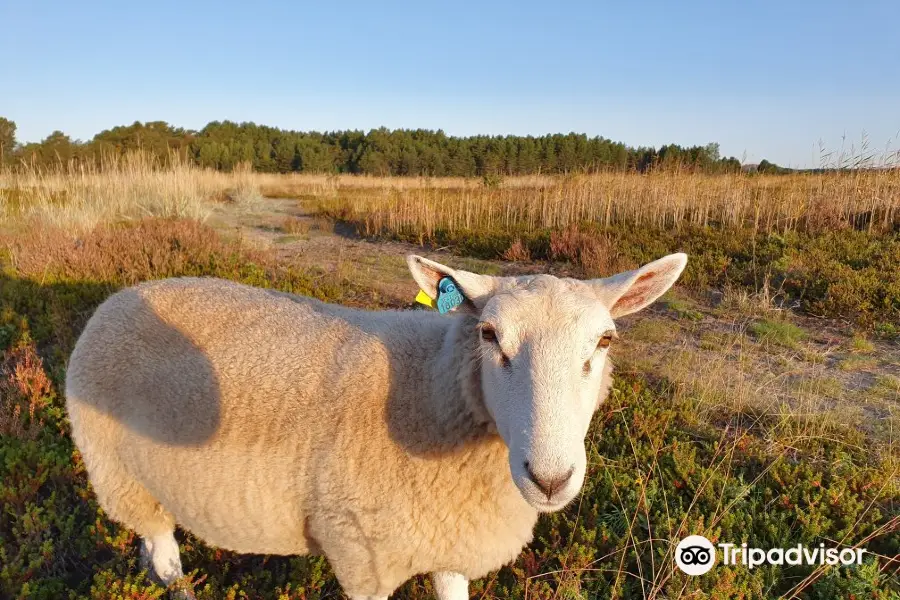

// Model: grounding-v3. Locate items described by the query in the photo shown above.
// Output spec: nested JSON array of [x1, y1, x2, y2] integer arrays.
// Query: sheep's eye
[[597, 334, 614, 349], [481, 326, 498, 343], [480, 325, 511, 367]]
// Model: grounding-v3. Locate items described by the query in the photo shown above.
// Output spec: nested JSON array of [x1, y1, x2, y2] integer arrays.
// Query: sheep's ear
[[406, 255, 495, 311], [588, 253, 687, 318]]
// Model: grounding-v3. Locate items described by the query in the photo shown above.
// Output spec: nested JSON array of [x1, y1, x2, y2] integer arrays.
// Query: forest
[[0, 117, 749, 175]]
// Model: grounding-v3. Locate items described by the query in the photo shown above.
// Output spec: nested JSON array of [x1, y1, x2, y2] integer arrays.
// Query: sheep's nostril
[[524, 462, 575, 500]]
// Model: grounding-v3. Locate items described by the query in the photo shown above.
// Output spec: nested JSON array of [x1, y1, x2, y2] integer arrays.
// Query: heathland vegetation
[[271, 168, 900, 328], [0, 125, 898, 598]]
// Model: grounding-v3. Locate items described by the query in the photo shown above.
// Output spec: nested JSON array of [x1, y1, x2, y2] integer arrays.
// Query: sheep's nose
[[524, 462, 575, 500]]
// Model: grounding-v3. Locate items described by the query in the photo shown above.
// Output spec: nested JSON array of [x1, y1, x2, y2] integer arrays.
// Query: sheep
[[65, 252, 687, 599]]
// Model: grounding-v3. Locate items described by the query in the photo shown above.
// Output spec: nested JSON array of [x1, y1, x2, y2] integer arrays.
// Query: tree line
[[1, 116, 753, 175]]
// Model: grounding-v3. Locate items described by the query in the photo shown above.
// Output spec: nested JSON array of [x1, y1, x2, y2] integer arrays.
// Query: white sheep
[[65, 252, 687, 599]]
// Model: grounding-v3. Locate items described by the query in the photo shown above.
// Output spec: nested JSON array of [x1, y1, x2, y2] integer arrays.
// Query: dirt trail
[[206, 197, 899, 442], [206, 197, 543, 304]]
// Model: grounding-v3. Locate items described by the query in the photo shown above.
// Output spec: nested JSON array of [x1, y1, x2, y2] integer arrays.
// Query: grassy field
[[0, 153, 261, 231], [1, 158, 898, 599], [261, 169, 900, 234], [283, 171, 900, 328]]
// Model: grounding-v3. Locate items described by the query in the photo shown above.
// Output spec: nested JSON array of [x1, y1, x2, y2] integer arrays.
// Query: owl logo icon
[[675, 535, 716, 575]]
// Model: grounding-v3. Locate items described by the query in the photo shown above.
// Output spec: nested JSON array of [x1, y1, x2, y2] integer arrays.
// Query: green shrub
[[749, 318, 807, 349], [663, 296, 704, 321], [849, 335, 875, 354], [482, 173, 504, 189]]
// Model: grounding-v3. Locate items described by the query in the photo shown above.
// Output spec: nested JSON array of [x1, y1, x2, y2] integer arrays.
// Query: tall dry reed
[[4, 150, 898, 238], [0, 152, 261, 232], [293, 170, 900, 237]]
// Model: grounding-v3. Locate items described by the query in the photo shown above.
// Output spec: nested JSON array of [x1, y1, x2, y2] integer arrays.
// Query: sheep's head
[[407, 252, 687, 512]]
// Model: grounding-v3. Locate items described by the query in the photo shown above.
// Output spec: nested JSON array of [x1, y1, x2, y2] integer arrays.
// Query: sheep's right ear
[[406, 255, 495, 312]]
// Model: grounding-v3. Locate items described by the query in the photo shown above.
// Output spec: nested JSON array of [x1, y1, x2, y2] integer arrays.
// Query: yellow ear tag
[[415, 289, 437, 309]]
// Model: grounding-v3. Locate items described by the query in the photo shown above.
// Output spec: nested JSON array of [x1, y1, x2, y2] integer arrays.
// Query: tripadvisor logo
[[675, 535, 866, 576]]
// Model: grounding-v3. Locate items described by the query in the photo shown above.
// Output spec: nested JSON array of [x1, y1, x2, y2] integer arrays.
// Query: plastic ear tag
[[415, 289, 437, 309], [436, 277, 465, 314]]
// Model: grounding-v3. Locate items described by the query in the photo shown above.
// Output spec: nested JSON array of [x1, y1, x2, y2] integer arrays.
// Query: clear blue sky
[[2, 0, 898, 167]]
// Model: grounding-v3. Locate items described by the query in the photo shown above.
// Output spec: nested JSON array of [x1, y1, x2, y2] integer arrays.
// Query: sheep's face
[[407, 253, 688, 512], [477, 280, 615, 511]]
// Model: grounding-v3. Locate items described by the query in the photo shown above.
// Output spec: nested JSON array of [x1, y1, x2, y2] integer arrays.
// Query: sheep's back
[[65, 277, 392, 553]]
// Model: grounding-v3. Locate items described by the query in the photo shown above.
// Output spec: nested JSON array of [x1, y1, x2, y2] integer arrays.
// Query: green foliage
[[3, 116, 744, 176], [756, 159, 792, 174], [849, 334, 875, 353], [0, 117, 16, 165], [633, 141, 741, 173], [482, 173, 504, 188], [91, 121, 196, 164], [17, 131, 79, 166], [662, 296, 705, 321], [749, 318, 807, 349], [875, 321, 899, 340]]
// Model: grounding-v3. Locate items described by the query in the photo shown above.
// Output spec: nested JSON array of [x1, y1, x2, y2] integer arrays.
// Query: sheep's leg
[[432, 572, 469, 600], [141, 530, 193, 598]]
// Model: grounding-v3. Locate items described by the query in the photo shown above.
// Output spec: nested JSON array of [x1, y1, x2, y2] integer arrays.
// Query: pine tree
[[0, 117, 17, 164]]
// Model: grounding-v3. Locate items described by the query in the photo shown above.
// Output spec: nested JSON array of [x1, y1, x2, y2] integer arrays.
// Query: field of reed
[[4, 151, 898, 236], [275, 170, 900, 237]]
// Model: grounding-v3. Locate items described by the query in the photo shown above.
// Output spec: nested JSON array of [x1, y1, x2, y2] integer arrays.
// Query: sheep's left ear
[[406, 255, 496, 312], [588, 253, 688, 318]]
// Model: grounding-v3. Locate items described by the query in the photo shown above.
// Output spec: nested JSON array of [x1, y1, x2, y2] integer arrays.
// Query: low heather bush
[[340, 220, 899, 326]]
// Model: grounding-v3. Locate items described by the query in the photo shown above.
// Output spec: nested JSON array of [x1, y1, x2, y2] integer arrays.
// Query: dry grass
[[274, 170, 900, 236], [279, 216, 312, 235], [5, 151, 898, 239], [501, 238, 531, 262], [548, 225, 621, 276], [0, 152, 262, 232], [615, 310, 896, 445], [0, 343, 54, 441]]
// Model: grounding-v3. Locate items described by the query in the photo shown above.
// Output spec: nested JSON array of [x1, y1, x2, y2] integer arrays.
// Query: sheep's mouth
[[513, 478, 580, 513], [532, 496, 574, 513]]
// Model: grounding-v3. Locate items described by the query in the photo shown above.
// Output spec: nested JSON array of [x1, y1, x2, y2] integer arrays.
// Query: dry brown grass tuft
[[549, 225, 622, 276], [279, 216, 311, 235], [0, 152, 262, 232], [0, 343, 54, 441], [501, 238, 531, 262]]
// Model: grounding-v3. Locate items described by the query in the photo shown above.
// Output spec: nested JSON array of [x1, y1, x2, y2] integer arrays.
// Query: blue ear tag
[[436, 277, 465, 314]]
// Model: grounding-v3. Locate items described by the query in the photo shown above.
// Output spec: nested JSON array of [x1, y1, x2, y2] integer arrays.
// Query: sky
[[1, 0, 898, 168]]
